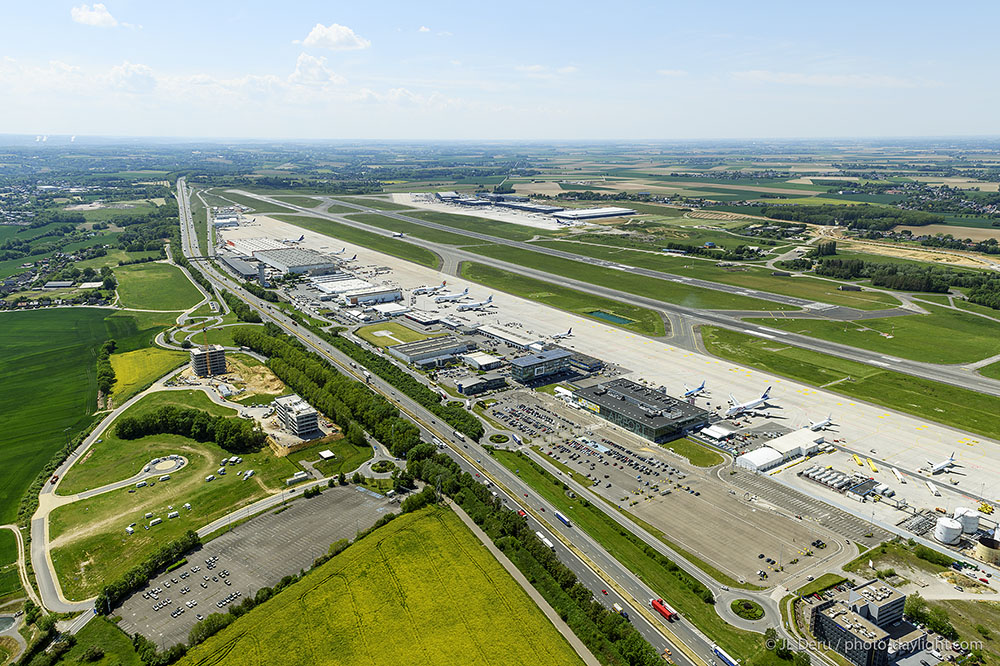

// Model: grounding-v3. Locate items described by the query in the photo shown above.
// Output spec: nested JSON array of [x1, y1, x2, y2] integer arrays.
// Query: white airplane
[[343, 253, 357, 262], [434, 287, 469, 303], [926, 453, 957, 475], [682, 381, 706, 398], [413, 281, 447, 295], [456, 295, 493, 311], [808, 414, 833, 431], [332, 247, 347, 255], [392, 232, 405, 238], [282, 234, 304, 244], [551, 328, 573, 340], [725, 386, 773, 418]]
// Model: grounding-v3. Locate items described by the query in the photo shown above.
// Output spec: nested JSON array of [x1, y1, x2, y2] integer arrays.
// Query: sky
[[1, 1, 998, 140]]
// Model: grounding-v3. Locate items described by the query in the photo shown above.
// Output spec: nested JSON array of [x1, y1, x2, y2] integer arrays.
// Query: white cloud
[[70, 3, 118, 27], [289, 53, 346, 86], [299, 23, 371, 51], [732, 70, 921, 88], [516, 64, 578, 80], [418, 26, 430, 33], [657, 69, 687, 77], [108, 61, 156, 93]]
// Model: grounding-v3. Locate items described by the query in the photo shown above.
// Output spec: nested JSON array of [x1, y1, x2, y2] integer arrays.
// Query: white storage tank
[[934, 517, 963, 545], [954, 507, 981, 534]]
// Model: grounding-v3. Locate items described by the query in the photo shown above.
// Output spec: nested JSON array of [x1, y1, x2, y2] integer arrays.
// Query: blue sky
[[1, 1, 997, 139]]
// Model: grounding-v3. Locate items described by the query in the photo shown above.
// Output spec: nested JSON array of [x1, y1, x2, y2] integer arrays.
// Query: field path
[[448, 501, 601, 666]]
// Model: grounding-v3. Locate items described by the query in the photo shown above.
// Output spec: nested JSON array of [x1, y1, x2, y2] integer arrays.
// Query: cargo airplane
[[725, 387, 773, 418]]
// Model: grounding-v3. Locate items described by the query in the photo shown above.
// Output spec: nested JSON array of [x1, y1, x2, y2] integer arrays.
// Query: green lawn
[[73, 249, 163, 271], [333, 196, 415, 211], [978, 360, 1000, 381], [0, 309, 115, 523], [795, 573, 847, 597], [701, 327, 1000, 440], [663, 437, 725, 467], [190, 190, 209, 256], [182, 323, 260, 348], [177, 506, 585, 666], [746, 303, 1000, 364], [271, 214, 440, 268], [356, 321, 436, 347], [285, 438, 374, 478], [114, 262, 204, 310], [346, 212, 475, 245], [0, 529, 20, 601], [55, 616, 143, 666], [531, 240, 900, 310], [460, 261, 665, 336], [109, 347, 188, 404], [466, 244, 797, 311], [407, 210, 555, 241], [271, 195, 323, 208]]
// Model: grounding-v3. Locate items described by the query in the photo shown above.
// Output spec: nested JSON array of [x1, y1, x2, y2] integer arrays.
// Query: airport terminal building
[[574, 379, 710, 443]]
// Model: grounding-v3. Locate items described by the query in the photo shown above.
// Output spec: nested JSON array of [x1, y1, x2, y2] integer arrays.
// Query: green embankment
[[270, 214, 440, 268], [177, 506, 586, 666], [701, 327, 1000, 440], [460, 261, 665, 336]]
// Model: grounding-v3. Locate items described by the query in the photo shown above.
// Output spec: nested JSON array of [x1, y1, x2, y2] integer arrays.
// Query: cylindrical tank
[[954, 507, 981, 534], [934, 517, 963, 545], [975, 536, 1000, 565]]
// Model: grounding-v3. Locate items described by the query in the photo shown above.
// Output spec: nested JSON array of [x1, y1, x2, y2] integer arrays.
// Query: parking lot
[[117, 485, 392, 648]]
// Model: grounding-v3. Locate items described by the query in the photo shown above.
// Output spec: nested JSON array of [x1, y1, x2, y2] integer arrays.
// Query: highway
[[232, 189, 1000, 398]]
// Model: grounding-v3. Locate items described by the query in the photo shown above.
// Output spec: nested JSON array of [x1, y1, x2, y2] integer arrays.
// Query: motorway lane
[[232, 190, 1000, 397]]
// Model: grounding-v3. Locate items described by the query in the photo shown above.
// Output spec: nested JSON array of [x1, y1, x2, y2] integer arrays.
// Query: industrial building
[[477, 324, 543, 350], [386, 336, 474, 366], [190, 344, 226, 377], [548, 346, 603, 373], [809, 580, 924, 666], [310, 273, 374, 299], [219, 253, 259, 280], [552, 207, 636, 221], [253, 248, 339, 274], [454, 373, 507, 396], [274, 394, 320, 437], [342, 286, 402, 306], [370, 302, 410, 318], [461, 351, 503, 371], [510, 349, 572, 383], [225, 237, 285, 257], [574, 379, 711, 443], [736, 429, 824, 472]]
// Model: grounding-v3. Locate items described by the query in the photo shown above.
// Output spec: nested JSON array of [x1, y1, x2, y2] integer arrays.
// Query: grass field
[[0, 529, 20, 601], [407, 209, 555, 242], [51, 391, 299, 600], [190, 190, 209, 256], [0, 309, 116, 523], [747, 303, 1000, 364], [460, 261, 665, 336], [346, 212, 475, 245], [285, 439, 374, 478], [182, 324, 259, 348], [271, 214, 440, 268], [334, 196, 414, 211], [73, 249, 163, 271], [177, 505, 585, 666], [109, 347, 188, 403], [701, 327, 1000, 440], [978, 361, 1000, 381], [663, 437, 725, 467], [217, 191, 297, 214], [490, 450, 763, 661], [271, 195, 322, 208], [531, 240, 901, 310], [56, 616, 143, 666], [466, 244, 797, 311], [356, 321, 435, 347], [115, 262, 204, 311]]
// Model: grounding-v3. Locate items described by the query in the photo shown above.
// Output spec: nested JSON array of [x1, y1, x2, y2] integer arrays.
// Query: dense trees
[[814, 259, 952, 293], [759, 205, 943, 231], [905, 593, 957, 640], [220, 289, 261, 323], [115, 405, 266, 453], [96, 339, 117, 395]]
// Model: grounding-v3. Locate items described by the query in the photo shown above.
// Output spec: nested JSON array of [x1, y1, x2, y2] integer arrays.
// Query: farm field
[[50, 391, 299, 600], [271, 214, 439, 268], [346, 212, 474, 245], [176, 505, 586, 666], [0, 308, 112, 524], [356, 321, 436, 347], [73, 249, 164, 271], [700, 327, 1000, 441], [746, 303, 1000, 364], [114, 262, 203, 311], [532, 240, 901, 310], [459, 261, 665, 336], [466, 243, 797, 311], [109, 347, 188, 404]]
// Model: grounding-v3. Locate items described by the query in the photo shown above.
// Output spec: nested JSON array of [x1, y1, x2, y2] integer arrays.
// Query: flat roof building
[[552, 207, 636, 220], [510, 349, 572, 383], [191, 344, 226, 377], [343, 287, 402, 306], [225, 237, 285, 257], [220, 253, 259, 280], [477, 324, 543, 350], [253, 248, 339, 274], [274, 394, 320, 437], [454, 373, 506, 396], [371, 302, 410, 317], [461, 351, 503, 371], [387, 336, 474, 366], [736, 446, 784, 473], [574, 379, 711, 443]]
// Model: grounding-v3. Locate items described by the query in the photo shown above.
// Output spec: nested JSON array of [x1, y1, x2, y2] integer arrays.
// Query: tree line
[[231, 327, 425, 458], [759, 204, 943, 231], [814, 259, 952, 293], [115, 405, 267, 453], [220, 289, 261, 323], [97, 338, 117, 395]]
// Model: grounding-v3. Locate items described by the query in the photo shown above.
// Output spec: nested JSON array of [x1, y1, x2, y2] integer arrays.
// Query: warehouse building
[[343, 286, 403, 306], [735, 430, 824, 472], [190, 344, 226, 377], [477, 324, 543, 350], [461, 351, 503, 371], [735, 447, 784, 473], [370, 302, 410, 318], [387, 336, 474, 366], [225, 237, 285, 257], [220, 253, 259, 280], [253, 248, 339, 274], [454, 373, 506, 396], [510, 349, 572, 383], [274, 394, 320, 437], [552, 207, 636, 221], [574, 379, 710, 443]]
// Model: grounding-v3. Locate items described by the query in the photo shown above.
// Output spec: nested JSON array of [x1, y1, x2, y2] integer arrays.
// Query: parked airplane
[[682, 381, 706, 398], [342, 254, 357, 262], [392, 232, 405, 238], [434, 287, 469, 303], [926, 453, 957, 475], [332, 247, 347, 255], [456, 295, 493, 311], [551, 328, 573, 340], [413, 281, 447, 295], [282, 234, 304, 244], [808, 414, 833, 431], [725, 387, 773, 418]]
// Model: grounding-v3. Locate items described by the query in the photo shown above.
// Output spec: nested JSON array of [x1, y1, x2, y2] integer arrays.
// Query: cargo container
[[651, 598, 678, 621], [555, 511, 572, 527]]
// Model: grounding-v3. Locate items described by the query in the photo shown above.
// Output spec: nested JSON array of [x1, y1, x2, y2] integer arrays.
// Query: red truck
[[651, 598, 678, 622]]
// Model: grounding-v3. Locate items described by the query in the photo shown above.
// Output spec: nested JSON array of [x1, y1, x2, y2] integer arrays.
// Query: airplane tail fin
[[298, 234, 304, 241], [949, 452, 956, 461], [486, 295, 493, 303], [351, 254, 356, 260], [761, 386, 772, 399], [698, 380, 705, 390], [567, 328, 572, 335], [728, 393, 737, 405]]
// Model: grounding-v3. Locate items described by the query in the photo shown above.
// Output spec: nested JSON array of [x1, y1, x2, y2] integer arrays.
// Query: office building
[[461, 351, 503, 371], [190, 344, 226, 377], [510, 349, 572, 383], [574, 379, 710, 443], [274, 394, 320, 436], [454, 373, 506, 396]]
